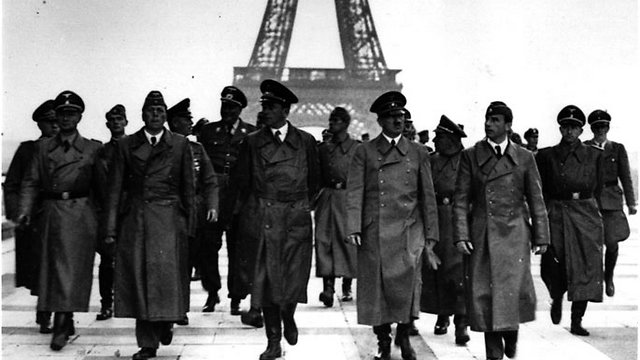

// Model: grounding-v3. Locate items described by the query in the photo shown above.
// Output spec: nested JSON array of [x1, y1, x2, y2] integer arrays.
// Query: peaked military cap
[[167, 98, 192, 119], [221, 86, 247, 108], [524, 128, 539, 138], [404, 109, 412, 120], [370, 91, 406, 115], [588, 109, 611, 126], [32, 99, 56, 122], [54, 90, 85, 113], [417, 129, 429, 137], [435, 114, 467, 138], [557, 105, 585, 127], [193, 118, 209, 133], [485, 101, 512, 122], [260, 79, 298, 106], [105, 104, 126, 119], [143, 90, 166, 109]]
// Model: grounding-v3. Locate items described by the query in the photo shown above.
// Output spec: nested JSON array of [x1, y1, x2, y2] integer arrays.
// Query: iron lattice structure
[[233, 0, 402, 137]]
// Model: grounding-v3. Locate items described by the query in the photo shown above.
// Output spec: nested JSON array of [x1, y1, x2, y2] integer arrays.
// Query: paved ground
[[2, 218, 638, 360]]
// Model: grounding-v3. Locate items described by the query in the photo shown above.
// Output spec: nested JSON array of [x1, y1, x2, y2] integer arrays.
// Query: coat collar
[[554, 141, 585, 163], [327, 134, 357, 154], [374, 134, 408, 156], [130, 127, 174, 149], [48, 132, 87, 153], [256, 121, 302, 150], [475, 140, 519, 166]]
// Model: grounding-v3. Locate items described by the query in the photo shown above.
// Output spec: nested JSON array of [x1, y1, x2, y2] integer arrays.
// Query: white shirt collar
[[382, 133, 402, 145], [486, 137, 508, 155], [270, 121, 289, 142], [144, 129, 164, 146]]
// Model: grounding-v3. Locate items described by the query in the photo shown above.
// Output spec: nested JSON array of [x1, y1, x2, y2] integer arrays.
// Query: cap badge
[[225, 94, 233, 100]]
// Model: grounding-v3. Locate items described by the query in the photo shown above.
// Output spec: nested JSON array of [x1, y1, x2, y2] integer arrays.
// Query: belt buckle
[[442, 197, 450, 205], [571, 192, 579, 200], [61, 191, 70, 200]]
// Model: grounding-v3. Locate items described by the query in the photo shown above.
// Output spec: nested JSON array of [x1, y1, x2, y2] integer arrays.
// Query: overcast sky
[[2, 0, 638, 170]]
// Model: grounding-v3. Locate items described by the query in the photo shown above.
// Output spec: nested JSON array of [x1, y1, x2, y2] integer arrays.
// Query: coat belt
[[43, 191, 89, 200]]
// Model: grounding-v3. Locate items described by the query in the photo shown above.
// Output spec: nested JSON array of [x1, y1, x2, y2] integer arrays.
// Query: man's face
[[106, 114, 128, 136], [434, 132, 454, 153], [402, 121, 416, 138], [419, 133, 429, 144], [591, 124, 609, 138], [259, 101, 288, 128], [56, 108, 82, 133], [525, 135, 538, 147], [171, 116, 193, 136], [560, 124, 583, 144], [142, 105, 167, 132], [220, 101, 242, 125], [484, 114, 510, 141], [38, 120, 60, 138], [328, 114, 348, 134], [377, 111, 405, 138]]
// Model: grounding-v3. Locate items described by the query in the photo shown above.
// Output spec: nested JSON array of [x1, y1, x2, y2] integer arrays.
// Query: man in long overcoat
[[346, 91, 439, 360], [315, 107, 358, 307], [421, 115, 470, 345], [234, 80, 319, 360], [536, 105, 604, 337], [583, 110, 636, 297], [4, 99, 59, 333], [18, 91, 103, 351], [105, 91, 202, 360], [453, 101, 550, 360]]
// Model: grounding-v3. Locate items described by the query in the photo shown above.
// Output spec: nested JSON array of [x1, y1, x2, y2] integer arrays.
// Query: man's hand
[[455, 241, 474, 255], [346, 233, 362, 246], [533, 244, 548, 255], [16, 214, 30, 228], [628, 205, 637, 215], [424, 240, 441, 270], [207, 209, 218, 223]]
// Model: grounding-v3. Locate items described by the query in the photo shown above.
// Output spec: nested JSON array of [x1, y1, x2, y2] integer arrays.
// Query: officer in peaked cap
[[556, 104, 585, 127], [167, 98, 193, 136], [524, 128, 539, 154], [584, 109, 636, 299], [260, 79, 299, 106], [221, 86, 248, 108], [53, 90, 85, 113], [33, 99, 57, 122], [370, 90, 405, 115]]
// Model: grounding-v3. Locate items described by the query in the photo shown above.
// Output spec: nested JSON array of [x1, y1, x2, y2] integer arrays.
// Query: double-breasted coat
[[234, 123, 320, 307], [584, 139, 635, 244], [453, 141, 550, 332], [346, 135, 439, 326], [421, 150, 466, 315], [19, 133, 104, 312], [106, 129, 196, 321], [536, 141, 604, 302], [314, 135, 358, 278]]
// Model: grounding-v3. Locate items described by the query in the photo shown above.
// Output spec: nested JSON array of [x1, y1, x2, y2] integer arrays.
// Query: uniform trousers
[[484, 330, 517, 359], [96, 243, 115, 309], [200, 222, 223, 293], [135, 320, 172, 349]]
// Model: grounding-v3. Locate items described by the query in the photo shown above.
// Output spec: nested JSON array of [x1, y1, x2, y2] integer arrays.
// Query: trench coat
[[234, 123, 320, 307], [536, 141, 604, 302], [4, 139, 42, 292], [346, 135, 439, 326], [584, 139, 635, 243], [421, 150, 465, 315], [314, 135, 358, 278], [453, 141, 550, 332], [106, 128, 196, 321], [19, 133, 103, 312]]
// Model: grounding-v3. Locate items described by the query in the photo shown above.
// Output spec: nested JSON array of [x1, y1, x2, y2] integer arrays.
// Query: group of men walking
[[3, 80, 635, 360]]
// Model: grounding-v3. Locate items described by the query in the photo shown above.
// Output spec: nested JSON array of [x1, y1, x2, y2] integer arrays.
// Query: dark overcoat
[[421, 150, 465, 315], [314, 135, 358, 278], [234, 123, 320, 307], [453, 141, 550, 332], [106, 129, 195, 321], [346, 135, 439, 326], [584, 139, 635, 243], [536, 141, 604, 302], [19, 133, 103, 312]]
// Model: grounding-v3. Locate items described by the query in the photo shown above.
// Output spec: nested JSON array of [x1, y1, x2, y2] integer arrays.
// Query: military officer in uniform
[[536, 105, 604, 337], [95, 104, 128, 321], [346, 91, 440, 360], [234, 79, 320, 360], [3, 99, 59, 334], [453, 101, 550, 360], [421, 115, 470, 345], [523, 128, 539, 154], [584, 110, 636, 297], [199, 86, 259, 320], [315, 107, 358, 307], [18, 91, 104, 351]]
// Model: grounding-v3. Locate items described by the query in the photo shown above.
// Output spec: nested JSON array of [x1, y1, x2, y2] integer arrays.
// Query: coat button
[[381, 203, 386, 207], [267, 202, 272, 207], [380, 180, 384, 184], [265, 224, 271, 229], [380, 191, 385, 195]]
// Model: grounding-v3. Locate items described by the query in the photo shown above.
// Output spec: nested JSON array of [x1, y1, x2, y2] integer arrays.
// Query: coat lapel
[[487, 142, 518, 181], [146, 129, 174, 174], [130, 129, 152, 166]]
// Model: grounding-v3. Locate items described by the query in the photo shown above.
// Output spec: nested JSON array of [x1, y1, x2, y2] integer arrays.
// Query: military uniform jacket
[[314, 135, 358, 278], [536, 141, 604, 302], [19, 133, 103, 312], [189, 140, 218, 219], [346, 134, 439, 326], [583, 139, 635, 210], [453, 140, 550, 332], [106, 128, 195, 321], [234, 123, 320, 307]]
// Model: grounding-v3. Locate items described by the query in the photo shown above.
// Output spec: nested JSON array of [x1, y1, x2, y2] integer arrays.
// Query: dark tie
[[151, 136, 157, 146], [275, 130, 282, 145], [391, 139, 396, 147], [495, 145, 502, 158], [63, 141, 71, 152]]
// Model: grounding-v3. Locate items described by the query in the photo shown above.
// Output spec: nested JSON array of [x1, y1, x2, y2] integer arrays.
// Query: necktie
[[495, 145, 502, 158], [391, 139, 396, 147], [275, 130, 282, 145], [63, 140, 71, 152], [151, 136, 157, 146]]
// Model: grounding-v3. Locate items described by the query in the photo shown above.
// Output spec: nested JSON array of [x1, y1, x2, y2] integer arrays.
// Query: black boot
[[259, 306, 282, 360], [550, 296, 562, 325], [319, 277, 335, 307], [373, 324, 392, 360], [604, 249, 618, 297], [230, 298, 241, 315], [454, 314, 470, 345], [570, 301, 589, 336], [434, 314, 450, 335], [132, 347, 157, 359], [50, 312, 69, 351], [396, 323, 417, 360], [241, 307, 264, 328], [281, 303, 298, 345], [66, 312, 75, 336], [341, 278, 353, 301], [97, 256, 114, 320], [202, 292, 220, 312], [36, 311, 52, 334]]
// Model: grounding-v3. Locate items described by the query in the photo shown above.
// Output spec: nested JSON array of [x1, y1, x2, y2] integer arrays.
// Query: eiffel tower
[[233, 0, 402, 137]]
